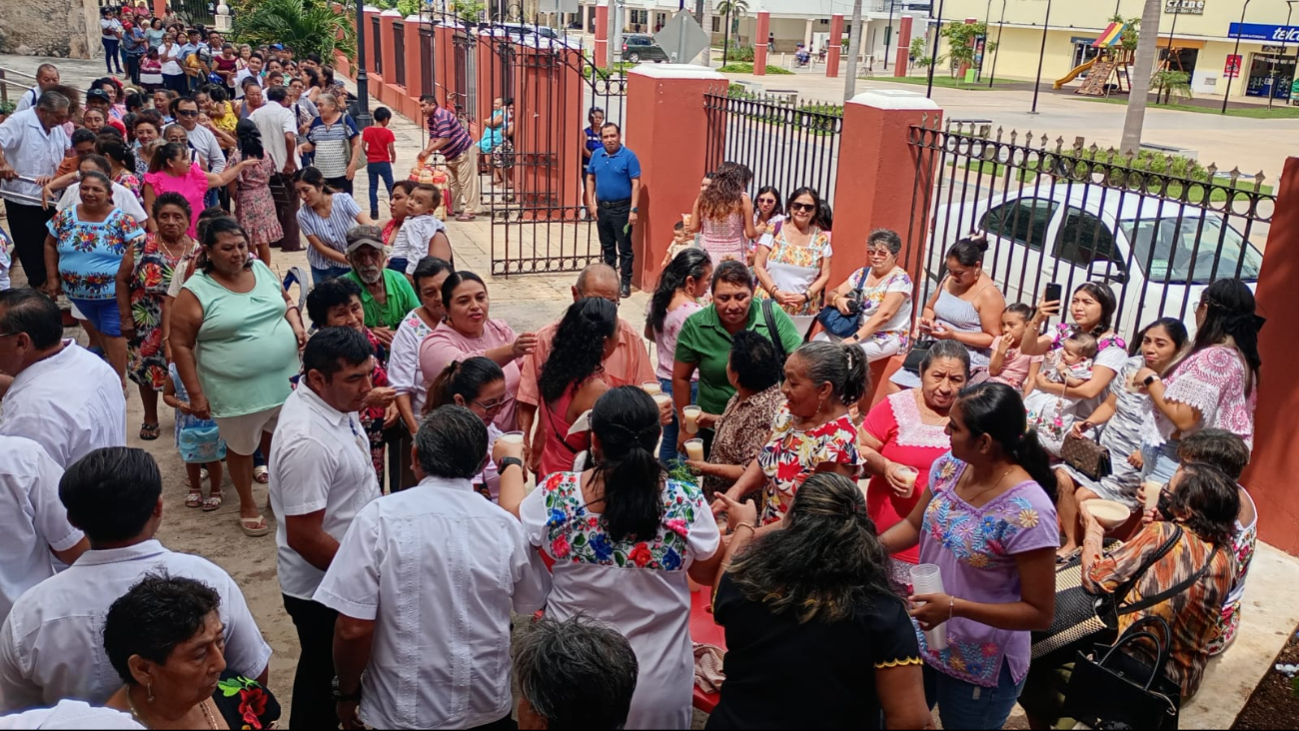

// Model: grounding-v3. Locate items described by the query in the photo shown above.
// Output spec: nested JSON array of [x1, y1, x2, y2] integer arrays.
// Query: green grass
[[871, 74, 1018, 89], [719, 63, 794, 75], [956, 160, 1038, 184], [583, 62, 636, 79], [1076, 96, 1299, 119], [953, 160, 1273, 202]]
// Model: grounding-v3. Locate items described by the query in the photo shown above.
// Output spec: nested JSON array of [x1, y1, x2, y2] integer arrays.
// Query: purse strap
[[1120, 542, 1221, 616], [1111, 524, 1184, 611], [850, 266, 871, 298], [761, 299, 788, 364], [1098, 615, 1175, 691]]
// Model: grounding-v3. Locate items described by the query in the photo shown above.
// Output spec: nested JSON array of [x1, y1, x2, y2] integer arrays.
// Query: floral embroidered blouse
[[917, 452, 1059, 687], [757, 403, 860, 525], [1140, 345, 1257, 448], [755, 224, 833, 318], [46, 207, 145, 301], [519, 472, 720, 729]]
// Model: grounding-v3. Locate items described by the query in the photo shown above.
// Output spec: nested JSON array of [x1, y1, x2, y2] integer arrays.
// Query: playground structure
[[1055, 21, 1132, 97]]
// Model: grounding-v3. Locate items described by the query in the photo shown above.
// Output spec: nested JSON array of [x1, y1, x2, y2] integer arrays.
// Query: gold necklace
[[126, 685, 217, 730], [959, 464, 1016, 504]]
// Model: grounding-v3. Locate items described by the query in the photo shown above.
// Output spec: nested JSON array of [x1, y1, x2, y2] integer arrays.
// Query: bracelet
[[733, 521, 756, 535], [948, 596, 957, 622]]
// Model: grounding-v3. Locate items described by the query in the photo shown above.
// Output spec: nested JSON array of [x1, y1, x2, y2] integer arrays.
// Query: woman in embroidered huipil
[[880, 382, 1059, 731], [501, 387, 723, 730]]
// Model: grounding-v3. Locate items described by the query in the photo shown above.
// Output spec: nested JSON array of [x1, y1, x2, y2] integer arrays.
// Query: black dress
[[706, 572, 922, 730]]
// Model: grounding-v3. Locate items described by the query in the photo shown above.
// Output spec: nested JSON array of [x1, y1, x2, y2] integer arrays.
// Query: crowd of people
[[0, 32, 1272, 731]]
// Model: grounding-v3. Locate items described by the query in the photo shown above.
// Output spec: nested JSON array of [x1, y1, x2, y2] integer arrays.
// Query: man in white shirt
[[0, 92, 71, 290], [0, 447, 272, 711], [269, 327, 382, 730], [12, 65, 59, 114], [316, 405, 551, 730], [0, 290, 125, 468], [233, 52, 265, 99], [251, 85, 302, 252], [0, 436, 87, 623], [169, 97, 225, 173]]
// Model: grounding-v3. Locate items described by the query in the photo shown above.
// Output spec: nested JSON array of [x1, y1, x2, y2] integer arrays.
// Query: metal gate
[[422, 8, 626, 276]]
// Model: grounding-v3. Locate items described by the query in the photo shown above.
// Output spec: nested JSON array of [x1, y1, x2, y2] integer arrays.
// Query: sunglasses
[[790, 202, 817, 212], [757, 197, 777, 205], [178, 110, 199, 117]]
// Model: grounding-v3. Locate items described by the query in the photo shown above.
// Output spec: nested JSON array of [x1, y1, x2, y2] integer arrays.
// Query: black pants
[[595, 199, 633, 286], [4, 200, 55, 289], [326, 176, 353, 196], [282, 594, 340, 730], [124, 53, 142, 85]]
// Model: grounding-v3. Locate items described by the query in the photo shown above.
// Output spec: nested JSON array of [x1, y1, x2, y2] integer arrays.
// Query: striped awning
[[1092, 22, 1126, 47]]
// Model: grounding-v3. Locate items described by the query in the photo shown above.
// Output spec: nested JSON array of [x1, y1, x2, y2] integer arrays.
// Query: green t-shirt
[[674, 300, 803, 415], [345, 268, 420, 330]]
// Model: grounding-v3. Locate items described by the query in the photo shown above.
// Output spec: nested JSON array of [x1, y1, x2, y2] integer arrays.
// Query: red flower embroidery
[[238, 687, 268, 729], [629, 542, 652, 568]]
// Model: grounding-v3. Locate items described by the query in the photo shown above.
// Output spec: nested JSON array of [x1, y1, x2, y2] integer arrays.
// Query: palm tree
[[716, 0, 749, 68], [1120, 0, 1161, 154], [233, 0, 356, 64]]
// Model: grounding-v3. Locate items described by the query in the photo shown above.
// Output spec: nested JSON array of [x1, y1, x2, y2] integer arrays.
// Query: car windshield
[[1120, 213, 1262, 284]]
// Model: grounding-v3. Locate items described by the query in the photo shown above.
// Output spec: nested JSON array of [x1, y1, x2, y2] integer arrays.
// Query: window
[[980, 197, 1059, 251], [1053, 207, 1121, 268], [1120, 213, 1262, 284], [630, 9, 647, 24], [712, 16, 721, 32]]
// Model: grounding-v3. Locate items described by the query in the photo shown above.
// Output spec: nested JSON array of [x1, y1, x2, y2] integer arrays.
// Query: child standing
[[659, 219, 694, 269], [139, 48, 164, 92], [362, 106, 397, 220], [0, 228, 12, 291], [988, 303, 1039, 397], [164, 362, 226, 511], [1024, 331, 1098, 456]]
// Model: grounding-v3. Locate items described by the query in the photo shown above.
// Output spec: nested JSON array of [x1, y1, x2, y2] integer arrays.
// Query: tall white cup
[[909, 563, 948, 652], [682, 406, 702, 435]]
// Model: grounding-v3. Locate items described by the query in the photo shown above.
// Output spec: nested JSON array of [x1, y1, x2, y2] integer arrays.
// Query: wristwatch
[[1143, 374, 1159, 387], [331, 676, 361, 703], [630, 207, 639, 213], [499, 456, 524, 474]]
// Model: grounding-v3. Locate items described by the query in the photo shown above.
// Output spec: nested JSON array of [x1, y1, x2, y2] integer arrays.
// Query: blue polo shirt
[[586, 145, 641, 202]]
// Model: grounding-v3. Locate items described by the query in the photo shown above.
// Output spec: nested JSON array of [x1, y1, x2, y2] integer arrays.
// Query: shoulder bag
[[1062, 431, 1113, 480], [761, 298, 788, 365], [1063, 615, 1183, 730], [815, 267, 868, 339]]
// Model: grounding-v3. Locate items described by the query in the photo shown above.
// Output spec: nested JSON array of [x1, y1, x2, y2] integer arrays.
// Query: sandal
[[238, 515, 271, 537], [202, 492, 223, 512], [254, 465, 269, 484], [455, 213, 476, 222], [185, 490, 203, 508], [139, 422, 160, 440]]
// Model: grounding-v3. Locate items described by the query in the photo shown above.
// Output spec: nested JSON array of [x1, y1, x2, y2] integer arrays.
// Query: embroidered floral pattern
[[539, 472, 705, 571], [758, 404, 860, 525], [48, 207, 143, 301], [889, 390, 951, 450]]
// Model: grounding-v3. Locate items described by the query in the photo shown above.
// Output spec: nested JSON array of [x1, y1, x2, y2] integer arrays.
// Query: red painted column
[[594, 3, 609, 69], [826, 13, 844, 78], [1241, 155, 1299, 556], [153, 0, 166, 18], [626, 65, 727, 290], [402, 16, 424, 119], [895, 15, 913, 77], [754, 11, 771, 76]]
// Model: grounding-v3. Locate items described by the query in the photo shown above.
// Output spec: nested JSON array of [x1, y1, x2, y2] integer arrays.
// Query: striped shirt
[[296, 193, 362, 270], [426, 106, 472, 161], [307, 115, 360, 179]]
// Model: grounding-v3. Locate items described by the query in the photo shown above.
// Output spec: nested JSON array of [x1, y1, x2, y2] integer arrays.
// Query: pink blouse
[[862, 390, 951, 564], [418, 318, 521, 431], [144, 163, 208, 237]]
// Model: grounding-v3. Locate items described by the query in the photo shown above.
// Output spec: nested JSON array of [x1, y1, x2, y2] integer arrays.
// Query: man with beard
[[342, 225, 419, 347]]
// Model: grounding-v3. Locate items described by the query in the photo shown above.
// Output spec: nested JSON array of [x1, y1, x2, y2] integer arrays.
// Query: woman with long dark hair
[[754, 186, 834, 333], [646, 248, 712, 463], [427, 356, 510, 500], [701, 473, 933, 730], [293, 166, 372, 284], [1136, 277, 1262, 483], [1022, 281, 1129, 418], [499, 386, 723, 729], [752, 184, 783, 245], [880, 382, 1058, 730], [688, 163, 757, 267], [535, 297, 619, 476], [227, 119, 281, 265]]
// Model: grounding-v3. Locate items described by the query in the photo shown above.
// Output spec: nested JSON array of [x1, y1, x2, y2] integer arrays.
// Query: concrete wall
[[0, 0, 99, 58]]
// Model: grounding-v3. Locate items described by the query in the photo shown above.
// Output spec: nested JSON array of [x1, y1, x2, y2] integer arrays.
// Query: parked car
[[620, 34, 668, 63], [484, 22, 583, 49], [927, 184, 1263, 338]]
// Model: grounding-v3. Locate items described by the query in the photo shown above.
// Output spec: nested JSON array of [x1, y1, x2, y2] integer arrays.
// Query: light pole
[[884, 0, 895, 70], [1270, 1, 1296, 109], [1159, 2, 1182, 103], [925, 0, 946, 98], [987, 0, 1006, 87], [976, 0, 992, 81], [354, 0, 372, 128], [1221, 0, 1252, 113], [1028, 0, 1053, 113]]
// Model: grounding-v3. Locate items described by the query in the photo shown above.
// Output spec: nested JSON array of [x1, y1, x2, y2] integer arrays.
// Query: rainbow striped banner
[[1091, 22, 1126, 48]]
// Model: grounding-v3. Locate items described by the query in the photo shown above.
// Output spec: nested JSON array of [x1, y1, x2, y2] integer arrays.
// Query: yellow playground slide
[[1054, 57, 1097, 90]]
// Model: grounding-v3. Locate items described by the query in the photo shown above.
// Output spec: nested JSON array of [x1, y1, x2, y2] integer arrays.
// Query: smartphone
[[1044, 283, 1063, 310]]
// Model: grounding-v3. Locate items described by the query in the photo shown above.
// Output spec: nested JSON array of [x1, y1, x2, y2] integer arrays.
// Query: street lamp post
[[1221, 0, 1252, 113], [1270, 1, 1296, 109], [987, 0, 1006, 87], [925, 0, 946, 98], [354, 0, 372, 128], [976, 0, 992, 81], [884, 0, 895, 70], [1028, 0, 1053, 114]]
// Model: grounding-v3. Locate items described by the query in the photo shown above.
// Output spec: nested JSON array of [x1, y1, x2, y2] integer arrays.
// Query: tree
[[844, 0, 863, 99], [939, 21, 996, 84], [233, 0, 356, 63], [1120, 0, 1161, 154], [716, 0, 749, 72]]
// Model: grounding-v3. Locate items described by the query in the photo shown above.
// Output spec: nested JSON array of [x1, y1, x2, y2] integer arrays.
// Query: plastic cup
[[909, 563, 948, 652], [652, 392, 673, 411], [895, 465, 919, 498], [498, 431, 525, 446], [641, 381, 663, 395], [684, 438, 705, 462], [683, 405, 702, 435], [1143, 480, 1164, 512]]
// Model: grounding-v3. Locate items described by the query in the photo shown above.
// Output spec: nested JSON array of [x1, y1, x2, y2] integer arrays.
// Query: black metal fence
[[393, 21, 406, 86], [904, 118, 1275, 340], [703, 89, 842, 206]]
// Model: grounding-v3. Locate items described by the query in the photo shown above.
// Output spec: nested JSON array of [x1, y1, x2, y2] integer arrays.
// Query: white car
[[479, 22, 584, 50], [927, 185, 1264, 338]]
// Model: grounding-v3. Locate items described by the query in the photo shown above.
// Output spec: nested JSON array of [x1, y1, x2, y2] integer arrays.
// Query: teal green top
[[344, 268, 420, 330], [184, 260, 300, 419], [674, 301, 803, 415]]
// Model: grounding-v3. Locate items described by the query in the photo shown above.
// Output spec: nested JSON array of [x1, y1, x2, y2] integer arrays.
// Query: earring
[[146, 682, 154, 702]]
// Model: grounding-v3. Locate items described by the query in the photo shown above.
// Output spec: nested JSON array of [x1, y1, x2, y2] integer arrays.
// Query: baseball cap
[[271, 43, 284, 50], [85, 89, 112, 104], [345, 225, 385, 254]]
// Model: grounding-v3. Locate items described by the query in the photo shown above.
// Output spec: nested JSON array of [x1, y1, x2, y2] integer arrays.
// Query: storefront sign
[[1227, 23, 1299, 42], [1165, 0, 1205, 14], [1261, 45, 1288, 54], [1225, 53, 1242, 78]]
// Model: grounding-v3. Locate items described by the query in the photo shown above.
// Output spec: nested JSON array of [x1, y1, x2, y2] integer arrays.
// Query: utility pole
[[1028, 0, 1053, 113], [1120, 0, 1162, 154], [884, 0, 895, 70], [844, 0, 864, 99]]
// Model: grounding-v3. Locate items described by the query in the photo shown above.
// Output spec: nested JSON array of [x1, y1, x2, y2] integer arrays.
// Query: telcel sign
[[1227, 23, 1299, 42]]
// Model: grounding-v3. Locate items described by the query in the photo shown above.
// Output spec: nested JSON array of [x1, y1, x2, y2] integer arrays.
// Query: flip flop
[[203, 492, 223, 512], [185, 490, 203, 508], [238, 515, 271, 537], [254, 465, 269, 484], [139, 422, 160, 441]]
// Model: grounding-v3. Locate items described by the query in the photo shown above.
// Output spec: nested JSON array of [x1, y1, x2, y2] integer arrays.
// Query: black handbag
[[1063, 616, 1182, 730], [815, 269, 867, 339], [901, 339, 936, 375]]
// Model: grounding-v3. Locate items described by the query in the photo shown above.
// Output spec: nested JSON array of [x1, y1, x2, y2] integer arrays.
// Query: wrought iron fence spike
[[995, 126, 1004, 142], [1255, 170, 1267, 187], [1009, 129, 1018, 145], [1205, 163, 1218, 178], [1040, 133, 1049, 148], [1055, 136, 1065, 151], [1230, 166, 1241, 183]]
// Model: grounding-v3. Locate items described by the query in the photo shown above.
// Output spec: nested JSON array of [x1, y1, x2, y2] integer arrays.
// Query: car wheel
[[627, 52, 640, 63]]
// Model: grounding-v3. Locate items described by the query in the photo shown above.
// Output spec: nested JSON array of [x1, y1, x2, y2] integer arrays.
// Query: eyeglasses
[[177, 110, 199, 117], [757, 197, 777, 205], [472, 395, 511, 413], [790, 202, 816, 212], [867, 248, 892, 258]]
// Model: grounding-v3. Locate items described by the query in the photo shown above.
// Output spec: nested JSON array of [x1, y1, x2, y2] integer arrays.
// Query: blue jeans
[[102, 38, 122, 73], [311, 264, 352, 286], [1140, 439, 1181, 484], [367, 161, 394, 218], [387, 257, 409, 275], [659, 376, 698, 465], [925, 662, 1025, 731]]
